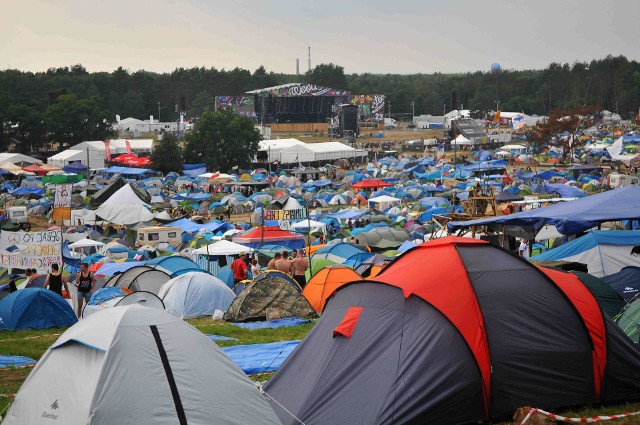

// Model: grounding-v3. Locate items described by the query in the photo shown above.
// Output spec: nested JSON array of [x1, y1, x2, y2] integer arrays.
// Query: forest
[[0, 55, 638, 153]]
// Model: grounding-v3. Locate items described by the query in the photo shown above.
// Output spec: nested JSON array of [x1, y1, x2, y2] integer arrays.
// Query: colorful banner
[[53, 184, 72, 208], [104, 140, 111, 161], [0, 230, 62, 271], [262, 209, 308, 221]]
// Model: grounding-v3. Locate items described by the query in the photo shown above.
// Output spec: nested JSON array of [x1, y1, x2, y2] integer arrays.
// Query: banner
[[0, 230, 62, 270], [125, 139, 132, 154], [104, 140, 111, 161], [54, 184, 72, 208], [262, 209, 308, 221]]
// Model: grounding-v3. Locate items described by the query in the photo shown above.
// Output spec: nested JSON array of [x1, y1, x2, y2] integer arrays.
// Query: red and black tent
[[264, 237, 640, 424]]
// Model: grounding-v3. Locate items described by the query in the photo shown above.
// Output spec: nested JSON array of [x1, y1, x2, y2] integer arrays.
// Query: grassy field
[[0, 320, 639, 423]]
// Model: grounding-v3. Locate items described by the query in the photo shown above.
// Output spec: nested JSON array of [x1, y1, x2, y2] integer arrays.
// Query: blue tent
[[0, 288, 77, 330], [147, 256, 203, 277], [603, 267, 640, 302], [448, 185, 640, 237], [62, 161, 87, 173]]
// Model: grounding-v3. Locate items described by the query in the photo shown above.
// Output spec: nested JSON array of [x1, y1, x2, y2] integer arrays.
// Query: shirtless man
[[275, 250, 292, 274], [291, 249, 309, 288], [267, 253, 281, 270]]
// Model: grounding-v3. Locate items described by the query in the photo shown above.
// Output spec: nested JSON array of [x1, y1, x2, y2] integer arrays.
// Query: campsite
[[1, 15, 640, 421]]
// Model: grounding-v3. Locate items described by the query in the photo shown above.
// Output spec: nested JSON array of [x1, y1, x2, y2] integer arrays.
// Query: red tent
[[21, 164, 47, 176], [350, 179, 393, 189]]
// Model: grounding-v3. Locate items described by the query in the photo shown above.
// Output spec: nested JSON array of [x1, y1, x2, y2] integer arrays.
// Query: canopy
[[448, 185, 640, 237], [351, 179, 394, 189], [192, 240, 254, 256], [69, 238, 105, 249]]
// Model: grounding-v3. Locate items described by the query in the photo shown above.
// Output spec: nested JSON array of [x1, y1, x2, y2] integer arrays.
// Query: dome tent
[[302, 265, 361, 313], [158, 272, 234, 319], [264, 237, 640, 425], [0, 289, 77, 330], [3, 305, 281, 425], [82, 288, 165, 318], [224, 270, 315, 322]]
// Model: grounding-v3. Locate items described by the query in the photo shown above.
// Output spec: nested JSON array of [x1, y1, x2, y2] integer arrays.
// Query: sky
[[1, 0, 638, 75]]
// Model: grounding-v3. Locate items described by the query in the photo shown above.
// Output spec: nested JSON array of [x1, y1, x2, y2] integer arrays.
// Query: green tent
[[42, 174, 84, 184], [615, 300, 640, 344], [572, 271, 626, 319]]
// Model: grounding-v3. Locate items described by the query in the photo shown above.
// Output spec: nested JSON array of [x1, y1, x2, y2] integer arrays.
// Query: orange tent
[[302, 265, 361, 313]]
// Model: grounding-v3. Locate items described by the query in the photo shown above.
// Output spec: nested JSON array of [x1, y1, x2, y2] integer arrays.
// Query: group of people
[[229, 249, 310, 289]]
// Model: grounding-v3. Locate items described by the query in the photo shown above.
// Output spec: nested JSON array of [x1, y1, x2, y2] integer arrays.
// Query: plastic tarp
[[448, 185, 640, 236], [0, 355, 37, 368], [102, 166, 152, 175], [222, 341, 301, 374], [168, 218, 229, 234]]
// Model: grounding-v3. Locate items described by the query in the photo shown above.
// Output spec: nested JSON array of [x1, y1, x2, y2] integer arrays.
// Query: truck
[[384, 118, 398, 129]]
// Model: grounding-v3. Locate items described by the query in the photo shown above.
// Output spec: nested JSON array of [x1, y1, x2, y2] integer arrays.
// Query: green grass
[[1, 320, 640, 424]]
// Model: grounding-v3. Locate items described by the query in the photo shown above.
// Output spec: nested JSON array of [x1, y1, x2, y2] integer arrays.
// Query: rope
[[520, 407, 640, 424], [258, 384, 306, 425], [252, 338, 297, 384]]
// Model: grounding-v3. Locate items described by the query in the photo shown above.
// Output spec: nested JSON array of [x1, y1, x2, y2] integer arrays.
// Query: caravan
[[137, 226, 181, 247], [608, 173, 639, 189]]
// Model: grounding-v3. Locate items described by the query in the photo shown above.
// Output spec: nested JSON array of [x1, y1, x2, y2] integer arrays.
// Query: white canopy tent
[[368, 195, 401, 212], [69, 238, 105, 250], [192, 240, 254, 256], [290, 219, 327, 235], [451, 134, 473, 145]]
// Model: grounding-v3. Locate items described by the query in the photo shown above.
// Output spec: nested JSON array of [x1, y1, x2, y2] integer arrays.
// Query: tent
[[191, 240, 254, 256], [351, 179, 394, 189], [146, 255, 203, 277], [82, 288, 165, 318], [302, 265, 361, 313], [95, 184, 155, 225], [616, 300, 640, 344], [264, 237, 640, 424], [0, 288, 77, 330], [572, 271, 626, 319], [312, 242, 370, 265], [355, 227, 410, 250], [108, 267, 172, 294], [158, 272, 235, 319], [69, 238, 105, 251], [448, 185, 640, 238], [3, 305, 281, 425], [224, 271, 315, 322], [92, 177, 150, 205], [232, 226, 305, 251], [531, 231, 640, 277], [603, 266, 640, 302]]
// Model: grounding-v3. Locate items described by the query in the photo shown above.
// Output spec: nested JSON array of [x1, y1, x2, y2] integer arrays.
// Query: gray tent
[[356, 227, 410, 249], [106, 266, 171, 295], [4, 305, 281, 425]]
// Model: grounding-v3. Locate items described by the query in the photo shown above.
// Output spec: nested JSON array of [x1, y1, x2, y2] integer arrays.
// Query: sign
[[53, 184, 72, 208], [0, 230, 62, 271], [262, 209, 308, 221]]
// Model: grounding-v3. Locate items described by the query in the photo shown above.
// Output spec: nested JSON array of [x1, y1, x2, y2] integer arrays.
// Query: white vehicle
[[384, 118, 398, 129], [608, 173, 639, 189], [137, 226, 182, 247], [7, 206, 30, 231]]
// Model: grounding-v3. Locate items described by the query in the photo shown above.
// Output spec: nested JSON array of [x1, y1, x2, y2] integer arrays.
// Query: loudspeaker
[[342, 105, 358, 135], [451, 90, 457, 112]]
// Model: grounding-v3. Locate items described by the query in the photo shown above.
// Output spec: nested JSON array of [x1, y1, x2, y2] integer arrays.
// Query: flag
[[511, 114, 526, 129], [568, 134, 574, 148], [492, 110, 501, 123], [103, 140, 111, 161], [125, 139, 132, 155], [606, 136, 624, 158]]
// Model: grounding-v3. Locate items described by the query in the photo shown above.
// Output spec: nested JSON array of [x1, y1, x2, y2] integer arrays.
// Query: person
[[231, 253, 248, 285], [250, 259, 260, 278], [76, 262, 96, 318], [291, 249, 309, 288], [25, 268, 45, 288], [275, 250, 292, 274], [45, 263, 69, 299], [518, 239, 529, 258], [267, 253, 281, 270]]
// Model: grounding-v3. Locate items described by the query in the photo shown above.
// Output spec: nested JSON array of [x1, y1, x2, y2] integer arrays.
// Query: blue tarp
[[10, 187, 45, 196], [171, 193, 211, 202], [222, 340, 301, 374], [206, 334, 238, 341], [102, 166, 152, 175], [0, 355, 37, 368], [182, 167, 207, 178], [94, 262, 146, 277], [448, 185, 640, 236], [182, 163, 207, 170], [543, 183, 586, 198], [167, 218, 230, 234], [231, 318, 313, 329]]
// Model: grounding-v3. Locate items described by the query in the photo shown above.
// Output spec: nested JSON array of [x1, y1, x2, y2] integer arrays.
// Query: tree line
[[0, 56, 639, 153]]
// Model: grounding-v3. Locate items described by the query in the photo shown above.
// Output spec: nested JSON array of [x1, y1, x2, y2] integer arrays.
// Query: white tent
[[452, 134, 473, 145], [69, 238, 105, 250], [368, 195, 401, 212], [501, 144, 527, 151], [291, 219, 327, 235], [48, 150, 87, 168], [3, 305, 281, 425], [158, 272, 235, 319], [95, 184, 155, 225], [0, 153, 38, 165], [192, 240, 254, 256]]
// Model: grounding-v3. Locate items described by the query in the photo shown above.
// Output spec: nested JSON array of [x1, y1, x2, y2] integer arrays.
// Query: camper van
[[137, 226, 181, 247], [608, 173, 639, 189]]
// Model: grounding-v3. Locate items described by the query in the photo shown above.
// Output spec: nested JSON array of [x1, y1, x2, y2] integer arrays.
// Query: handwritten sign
[[262, 209, 308, 221], [0, 230, 62, 271]]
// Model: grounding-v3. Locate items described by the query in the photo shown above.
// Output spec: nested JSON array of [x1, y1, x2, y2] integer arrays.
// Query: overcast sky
[[1, 0, 637, 75]]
